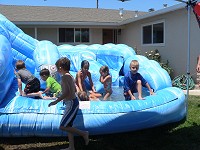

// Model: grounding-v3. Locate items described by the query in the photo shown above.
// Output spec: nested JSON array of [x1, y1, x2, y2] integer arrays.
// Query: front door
[[103, 29, 118, 44]]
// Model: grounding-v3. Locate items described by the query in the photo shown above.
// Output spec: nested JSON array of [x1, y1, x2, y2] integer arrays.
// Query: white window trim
[[141, 19, 165, 47]]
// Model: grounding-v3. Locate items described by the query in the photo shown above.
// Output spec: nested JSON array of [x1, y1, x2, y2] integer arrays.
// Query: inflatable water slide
[[0, 14, 186, 137]]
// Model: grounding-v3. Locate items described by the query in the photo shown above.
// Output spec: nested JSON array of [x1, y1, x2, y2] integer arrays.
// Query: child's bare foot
[[39, 92, 44, 99], [138, 96, 145, 100], [83, 131, 89, 145]]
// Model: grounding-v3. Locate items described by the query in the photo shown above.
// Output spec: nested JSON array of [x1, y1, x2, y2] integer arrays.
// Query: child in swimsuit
[[124, 60, 154, 100], [75, 60, 96, 92], [77, 91, 101, 101], [99, 65, 112, 100], [48, 57, 89, 150]]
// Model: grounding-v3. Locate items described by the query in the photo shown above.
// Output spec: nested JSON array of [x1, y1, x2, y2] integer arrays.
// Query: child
[[77, 91, 101, 101], [99, 66, 112, 100], [75, 60, 96, 93], [14, 60, 43, 99], [77, 91, 89, 101], [39, 68, 61, 99], [123, 60, 154, 100], [48, 57, 89, 150]]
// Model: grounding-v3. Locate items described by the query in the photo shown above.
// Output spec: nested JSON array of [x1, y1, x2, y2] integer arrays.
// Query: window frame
[[58, 28, 90, 44], [141, 20, 165, 46]]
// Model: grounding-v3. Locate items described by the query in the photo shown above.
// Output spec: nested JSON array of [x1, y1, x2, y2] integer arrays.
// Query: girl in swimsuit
[[99, 66, 112, 100], [75, 60, 96, 93]]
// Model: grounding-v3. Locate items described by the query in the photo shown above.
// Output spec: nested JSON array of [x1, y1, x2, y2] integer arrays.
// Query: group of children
[[14, 59, 113, 101], [15, 59, 154, 101], [14, 58, 155, 150]]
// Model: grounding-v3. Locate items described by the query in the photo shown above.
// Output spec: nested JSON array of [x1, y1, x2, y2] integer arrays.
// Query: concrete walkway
[[182, 84, 200, 95], [183, 90, 200, 96]]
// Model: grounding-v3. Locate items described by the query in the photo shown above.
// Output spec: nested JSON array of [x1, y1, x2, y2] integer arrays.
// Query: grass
[[0, 95, 200, 150]]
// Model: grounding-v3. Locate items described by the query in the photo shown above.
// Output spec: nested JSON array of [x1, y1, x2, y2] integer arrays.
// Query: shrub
[[144, 49, 173, 76]]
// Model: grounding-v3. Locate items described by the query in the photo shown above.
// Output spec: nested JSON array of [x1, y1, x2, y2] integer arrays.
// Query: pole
[[186, 0, 191, 116], [97, 0, 99, 9]]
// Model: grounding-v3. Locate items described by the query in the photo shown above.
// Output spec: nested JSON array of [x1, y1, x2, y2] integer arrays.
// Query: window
[[142, 21, 164, 45], [59, 28, 89, 43]]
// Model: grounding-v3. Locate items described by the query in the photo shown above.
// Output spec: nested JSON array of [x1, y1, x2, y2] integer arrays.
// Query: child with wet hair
[[124, 60, 154, 100], [77, 91, 101, 101], [75, 60, 96, 93], [15, 60, 43, 99], [99, 65, 112, 100], [48, 57, 89, 150]]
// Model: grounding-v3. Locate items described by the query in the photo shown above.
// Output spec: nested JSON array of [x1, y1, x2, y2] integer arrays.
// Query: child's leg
[[136, 80, 145, 100], [89, 91, 102, 100], [26, 91, 44, 99], [66, 132, 75, 150], [60, 126, 89, 146], [90, 92, 102, 98], [103, 92, 112, 100]]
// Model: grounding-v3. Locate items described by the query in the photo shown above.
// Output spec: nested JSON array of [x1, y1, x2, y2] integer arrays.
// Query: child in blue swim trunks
[[124, 60, 154, 100], [48, 57, 89, 150]]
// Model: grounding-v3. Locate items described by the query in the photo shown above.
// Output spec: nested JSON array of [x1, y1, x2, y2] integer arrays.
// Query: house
[[0, 4, 200, 81]]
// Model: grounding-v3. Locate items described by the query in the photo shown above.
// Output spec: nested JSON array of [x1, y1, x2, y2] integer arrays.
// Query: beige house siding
[[90, 28, 102, 44], [37, 28, 57, 44], [20, 28, 35, 38], [120, 8, 200, 80], [20, 26, 104, 45]]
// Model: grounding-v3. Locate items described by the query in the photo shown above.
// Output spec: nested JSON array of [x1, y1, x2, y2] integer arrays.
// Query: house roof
[[0, 4, 185, 26], [0, 5, 147, 26]]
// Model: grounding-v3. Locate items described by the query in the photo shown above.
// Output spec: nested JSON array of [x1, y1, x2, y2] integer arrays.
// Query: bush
[[144, 49, 173, 76]]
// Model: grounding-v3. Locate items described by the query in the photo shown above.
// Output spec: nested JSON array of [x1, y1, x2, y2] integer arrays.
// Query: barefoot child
[[40, 68, 61, 99], [123, 60, 154, 100], [15, 60, 43, 99], [75, 60, 96, 93], [48, 57, 89, 150], [77, 91, 101, 101], [99, 66, 112, 100]]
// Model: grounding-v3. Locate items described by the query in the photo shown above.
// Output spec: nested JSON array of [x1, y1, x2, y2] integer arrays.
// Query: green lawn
[[0, 95, 200, 150]]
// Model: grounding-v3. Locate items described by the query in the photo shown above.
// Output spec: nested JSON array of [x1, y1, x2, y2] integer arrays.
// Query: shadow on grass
[[1, 119, 200, 150]]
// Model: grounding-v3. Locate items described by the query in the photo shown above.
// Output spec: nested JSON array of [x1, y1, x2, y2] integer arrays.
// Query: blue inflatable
[[0, 14, 186, 137]]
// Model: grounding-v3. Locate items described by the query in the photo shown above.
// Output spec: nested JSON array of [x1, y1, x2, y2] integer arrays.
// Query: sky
[[0, 0, 183, 12]]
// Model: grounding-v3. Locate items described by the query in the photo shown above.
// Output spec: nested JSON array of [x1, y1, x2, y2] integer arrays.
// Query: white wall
[[120, 8, 200, 81]]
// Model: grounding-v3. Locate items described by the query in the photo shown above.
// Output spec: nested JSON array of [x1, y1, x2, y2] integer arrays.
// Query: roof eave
[[119, 3, 185, 25], [14, 21, 120, 26]]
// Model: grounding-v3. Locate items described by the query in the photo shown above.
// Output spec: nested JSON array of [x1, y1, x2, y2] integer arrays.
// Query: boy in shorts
[[15, 60, 43, 99], [124, 60, 154, 100], [48, 57, 89, 150], [40, 68, 61, 99]]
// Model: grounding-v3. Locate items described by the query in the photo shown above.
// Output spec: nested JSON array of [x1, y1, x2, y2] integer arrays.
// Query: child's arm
[[99, 75, 104, 83], [77, 71, 84, 91], [17, 78, 23, 96], [145, 82, 154, 95], [124, 74, 136, 100], [42, 87, 50, 94], [88, 72, 96, 92], [48, 76, 69, 107], [100, 75, 111, 84]]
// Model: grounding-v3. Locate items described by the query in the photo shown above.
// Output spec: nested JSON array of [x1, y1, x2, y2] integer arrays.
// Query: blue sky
[[0, 0, 182, 12]]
